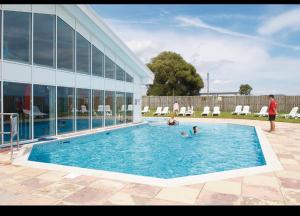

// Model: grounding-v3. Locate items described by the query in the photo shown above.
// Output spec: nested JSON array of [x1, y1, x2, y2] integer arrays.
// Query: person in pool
[[168, 115, 178, 126], [180, 126, 199, 138]]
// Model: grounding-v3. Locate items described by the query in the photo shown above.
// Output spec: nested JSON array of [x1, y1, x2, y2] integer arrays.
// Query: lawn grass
[[142, 110, 300, 123]]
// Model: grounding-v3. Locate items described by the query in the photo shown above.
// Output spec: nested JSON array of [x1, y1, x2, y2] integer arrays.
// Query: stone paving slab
[[0, 119, 299, 205]]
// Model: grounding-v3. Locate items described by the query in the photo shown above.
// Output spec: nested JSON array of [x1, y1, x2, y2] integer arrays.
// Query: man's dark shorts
[[269, 115, 276, 121]]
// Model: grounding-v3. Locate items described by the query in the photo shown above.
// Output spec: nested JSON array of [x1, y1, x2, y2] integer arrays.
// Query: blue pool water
[[28, 122, 266, 179]]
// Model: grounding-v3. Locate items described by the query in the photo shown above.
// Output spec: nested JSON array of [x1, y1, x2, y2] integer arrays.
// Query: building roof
[[62, 4, 154, 84]]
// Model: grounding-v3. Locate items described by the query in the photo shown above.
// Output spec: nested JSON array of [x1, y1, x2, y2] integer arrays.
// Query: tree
[[146, 51, 204, 96], [239, 84, 253, 95]]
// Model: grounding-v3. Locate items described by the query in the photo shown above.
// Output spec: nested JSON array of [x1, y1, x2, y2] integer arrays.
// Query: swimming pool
[[28, 121, 266, 179]]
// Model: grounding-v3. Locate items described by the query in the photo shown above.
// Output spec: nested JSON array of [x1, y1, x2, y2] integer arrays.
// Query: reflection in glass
[[92, 45, 104, 77], [33, 85, 56, 138], [76, 88, 90, 131], [76, 33, 91, 75], [3, 82, 32, 142], [116, 92, 125, 124], [126, 93, 133, 123], [125, 72, 134, 83], [57, 17, 75, 71], [33, 13, 56, 67], [105, 56, 115, 79], [105, 91, 115, 126], [57, 87, 75, 134], [92, 90, 104, 128], [3, 11, 32, 63], [116, 65, 125, 81]]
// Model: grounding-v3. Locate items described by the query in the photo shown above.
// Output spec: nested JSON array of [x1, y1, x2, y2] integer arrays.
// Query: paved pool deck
[[0, 118, 300, 205]]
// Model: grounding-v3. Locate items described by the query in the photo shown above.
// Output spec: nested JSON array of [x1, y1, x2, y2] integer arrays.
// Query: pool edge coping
[[12, 120, 283, 187]]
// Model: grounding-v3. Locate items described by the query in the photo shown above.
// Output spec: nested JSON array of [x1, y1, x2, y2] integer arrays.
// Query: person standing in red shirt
[[268, 95, 278, 132]]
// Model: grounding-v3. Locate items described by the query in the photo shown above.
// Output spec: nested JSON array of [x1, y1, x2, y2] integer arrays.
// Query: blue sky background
[[92, 4, 300, 95]]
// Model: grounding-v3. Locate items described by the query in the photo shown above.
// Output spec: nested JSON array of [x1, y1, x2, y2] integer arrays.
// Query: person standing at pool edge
[[268, 95, 278, 132], [173, 101, 179, 115]]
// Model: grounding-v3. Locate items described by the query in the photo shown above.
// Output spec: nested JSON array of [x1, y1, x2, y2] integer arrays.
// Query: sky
[[91, 4, 300, 95]]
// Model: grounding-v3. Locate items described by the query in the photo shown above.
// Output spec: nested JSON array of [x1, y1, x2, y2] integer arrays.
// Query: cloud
[[258, 7, 300, 36], [104, 17, 300, 95], [175, 15, 300, 51]]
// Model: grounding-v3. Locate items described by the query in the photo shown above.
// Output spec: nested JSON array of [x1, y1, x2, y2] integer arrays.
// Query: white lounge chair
[[186, 106, 194, 116], [97, 105, 104, 113], [141, 106, 149, 114], [254, 106, 268, 117], [178, 107, 186, 116], [212, 106, 221, 116], [23, 106, 47, 117], [282, 107, 299, 119], [161, 107, 169, 115], [201, 106, 210, 116], [295, 113, 300, 119], [232, 105, 242, 115], [127, 104, 133, 111], [154, 107, 162, 115], [121, 105, 125, 112], [105, 105, 112, 116], [240, 105, 250, 115], [81, 105, 88, 113]]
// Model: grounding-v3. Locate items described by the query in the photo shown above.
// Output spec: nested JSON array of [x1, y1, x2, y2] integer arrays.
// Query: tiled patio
[[0, 118, 300, 205]]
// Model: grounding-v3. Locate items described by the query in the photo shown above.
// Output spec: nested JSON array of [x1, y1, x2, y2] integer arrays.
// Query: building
[[0, 4, 154, 144]]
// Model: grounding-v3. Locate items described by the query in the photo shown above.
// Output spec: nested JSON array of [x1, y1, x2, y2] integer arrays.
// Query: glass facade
[[33, 13, 56, 67], [92, 90, 104, 128], [76, 33, 91, 75], [0, 10, 137, 144], [76, 88, 91, 131], [92, 45, 104, 77], [105, 91, 115, 126], [57, 17, 75, 71], [33, 85, 56, 138], [3, 82, 32, 141], [116, 65, 125, 81], [3, 11, 32, 64], [126, 93, 133, 123], [116, 92, 125, 124], [105, 56, 115, 79], [57, 87, 75, 134]]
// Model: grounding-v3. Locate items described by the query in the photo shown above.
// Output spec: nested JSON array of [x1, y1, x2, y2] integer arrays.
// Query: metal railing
[[0, 113, 20, 160]]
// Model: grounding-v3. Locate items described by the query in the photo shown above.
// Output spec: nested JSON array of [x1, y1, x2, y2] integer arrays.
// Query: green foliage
[[146, 51, 204, 96], [239, 84, 253, 95]]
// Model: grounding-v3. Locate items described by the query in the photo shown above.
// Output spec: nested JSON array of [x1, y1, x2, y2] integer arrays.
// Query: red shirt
[[268, 99, 277, 116]]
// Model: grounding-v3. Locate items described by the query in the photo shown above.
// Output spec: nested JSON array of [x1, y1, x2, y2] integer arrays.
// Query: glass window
[[76, 88, 90, 131], [3, 11, 32, 63], [33, 13, 56, 67], [92, 90, 104, 128], [76, 32, 90, 75], [125, 72, 134, 83], [0, 10, 2, 59], [3, 82, 32, 142], [92, 45, 104, 77], [57, 87, 75, 134], [33, 85, 56, 138], [105, 56, 115, 79], [116, 92, 125, 124], [57, 17, 74, 71], [126, 93, 133, 123], [105, 91, 115, 126], [116, 65, 125, 81]]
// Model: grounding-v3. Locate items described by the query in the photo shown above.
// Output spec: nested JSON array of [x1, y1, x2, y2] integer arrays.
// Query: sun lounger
[[141, 106, 149, 114], [127, 104, 133, 111], [178, 107, 186, 116], [81, 105, 88, 113], [161, 107, 169, 115], [186, 106, 194, 116], [23, 106, 47, 117], [254, 106, 268, 117], [212, 106, 221, 116], [154, 107, 162, 115], [201, 106, 210, 116], [232, 105, 242, 115], [240, 105, 250, 115], [105, 105, 112, 116], [282, 107, 299, 119]]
